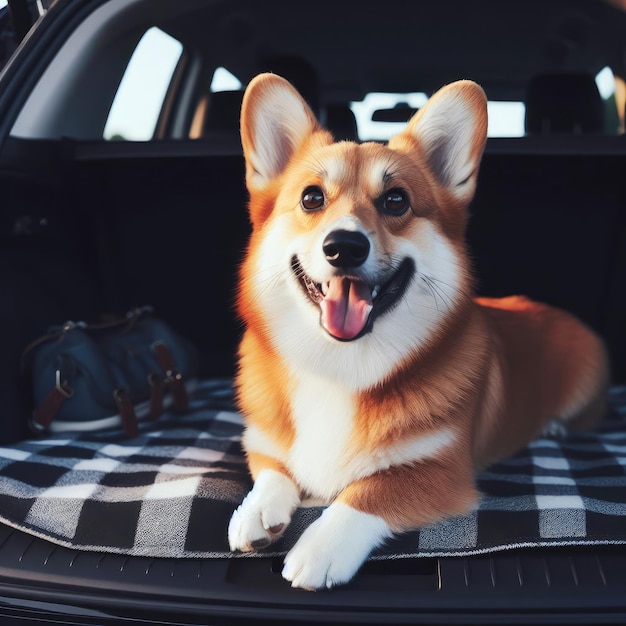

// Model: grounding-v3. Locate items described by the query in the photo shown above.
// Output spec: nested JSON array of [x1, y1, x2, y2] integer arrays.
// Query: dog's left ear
[[393, 80, 488, 202], [240, 73, 321, 191]]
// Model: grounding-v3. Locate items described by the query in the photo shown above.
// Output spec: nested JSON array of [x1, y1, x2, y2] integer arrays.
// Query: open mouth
[[291, 256, 414, 341]]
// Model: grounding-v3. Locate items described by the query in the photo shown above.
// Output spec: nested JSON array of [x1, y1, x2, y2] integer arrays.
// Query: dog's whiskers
[[415, 273, 470, 316], [422, 276, 456, 312], [420, 276, 443, 312], [249, 265, 286, 297], [427, 275, 469, 297]]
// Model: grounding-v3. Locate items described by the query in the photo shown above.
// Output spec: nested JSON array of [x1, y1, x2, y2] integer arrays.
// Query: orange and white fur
[[228, 73, 609, 590]]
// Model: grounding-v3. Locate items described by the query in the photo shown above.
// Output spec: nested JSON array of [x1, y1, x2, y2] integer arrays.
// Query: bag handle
[[21, 306, 154, 371]]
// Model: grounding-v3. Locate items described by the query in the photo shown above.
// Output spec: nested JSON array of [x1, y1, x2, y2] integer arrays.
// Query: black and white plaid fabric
[[0, 379, 625, 559]]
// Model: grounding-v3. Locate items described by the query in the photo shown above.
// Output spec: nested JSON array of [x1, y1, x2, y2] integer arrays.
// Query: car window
[[351, 91, 529, 140], [352, 65, 622, 141], [596, 65, 624, 133], [210, 67, 242, 92], [103, 26, 183, 141]]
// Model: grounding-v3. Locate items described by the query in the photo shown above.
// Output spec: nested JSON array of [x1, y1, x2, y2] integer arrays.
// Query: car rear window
[[103, 27, 184, 141]]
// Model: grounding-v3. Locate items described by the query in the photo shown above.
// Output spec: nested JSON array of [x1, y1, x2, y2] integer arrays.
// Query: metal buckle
[[165, 369, 183, 384], [55, 369, 74, 398]]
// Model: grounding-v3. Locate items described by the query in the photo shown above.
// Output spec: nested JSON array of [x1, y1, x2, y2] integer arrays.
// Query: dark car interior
[[0, 0, 625, 622]]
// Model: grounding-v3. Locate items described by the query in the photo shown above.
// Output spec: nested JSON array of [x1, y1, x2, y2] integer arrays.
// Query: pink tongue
[[320, 278, 373, 340]]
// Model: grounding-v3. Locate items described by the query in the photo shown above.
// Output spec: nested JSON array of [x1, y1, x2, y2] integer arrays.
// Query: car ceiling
[[161, 0, 626, 103]]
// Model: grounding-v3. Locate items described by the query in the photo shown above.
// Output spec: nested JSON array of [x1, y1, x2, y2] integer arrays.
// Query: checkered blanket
[[0, 380, 625, 559]]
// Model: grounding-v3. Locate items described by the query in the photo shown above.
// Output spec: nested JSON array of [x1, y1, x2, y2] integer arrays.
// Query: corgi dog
[[228, 73, 609, 590]]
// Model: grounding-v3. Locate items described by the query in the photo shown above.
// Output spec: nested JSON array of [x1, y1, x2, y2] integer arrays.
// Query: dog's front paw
[[228, 470, 300, 552], [282, 502, 392, 590]]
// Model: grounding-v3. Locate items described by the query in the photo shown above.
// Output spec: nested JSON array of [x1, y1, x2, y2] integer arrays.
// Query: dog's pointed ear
[[394, 81, 488, 202], [240, 73, 320, 190]]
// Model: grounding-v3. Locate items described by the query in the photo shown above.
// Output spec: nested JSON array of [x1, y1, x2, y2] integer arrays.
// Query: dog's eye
[[382, 189, 409, 215], [301, 186, 325, 211]]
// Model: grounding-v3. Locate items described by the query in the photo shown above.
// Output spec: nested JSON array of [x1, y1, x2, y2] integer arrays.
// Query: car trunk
[[0, 131, 624, 624], [0, 0, 625, 623]]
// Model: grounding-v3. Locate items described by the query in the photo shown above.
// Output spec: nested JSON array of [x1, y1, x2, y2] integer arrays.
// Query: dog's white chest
[[285, 373, 459, 504], [288, 376, 358, 502]]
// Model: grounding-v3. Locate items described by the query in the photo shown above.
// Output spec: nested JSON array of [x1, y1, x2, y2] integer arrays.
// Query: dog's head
[[238, 73, 487, 388]]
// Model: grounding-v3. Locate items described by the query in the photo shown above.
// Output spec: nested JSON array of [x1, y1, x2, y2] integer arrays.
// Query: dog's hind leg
[[552, 336, 610, 435]]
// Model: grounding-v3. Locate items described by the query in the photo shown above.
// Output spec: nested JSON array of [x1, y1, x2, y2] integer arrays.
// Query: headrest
[[325, 104, 359, 141], [260, 56, 320, 115], [525, 73, 604, 134], [203, 90, 244, 133]]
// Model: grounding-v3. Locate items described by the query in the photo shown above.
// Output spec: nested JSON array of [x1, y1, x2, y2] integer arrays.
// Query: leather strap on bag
[[113, 388, 139, 438], [152, 341, 189, 412], [32, 381, 73, 431]]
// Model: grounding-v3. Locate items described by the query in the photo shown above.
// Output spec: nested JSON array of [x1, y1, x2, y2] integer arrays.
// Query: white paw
[[282, 502, 392, 590], [228, 470, 300, 552]]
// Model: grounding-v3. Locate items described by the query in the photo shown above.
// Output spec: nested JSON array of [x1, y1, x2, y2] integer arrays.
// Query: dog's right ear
[[391, 80, 488, 204], [240, 73, 320, 191]]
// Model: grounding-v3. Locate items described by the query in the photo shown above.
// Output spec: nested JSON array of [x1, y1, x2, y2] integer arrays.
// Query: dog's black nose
[[323, 230, 370, 268]]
